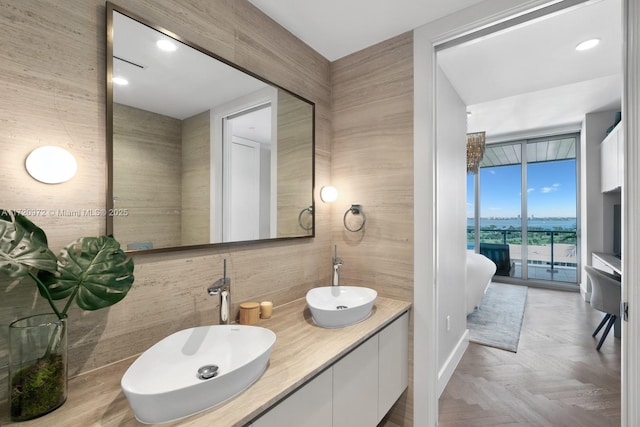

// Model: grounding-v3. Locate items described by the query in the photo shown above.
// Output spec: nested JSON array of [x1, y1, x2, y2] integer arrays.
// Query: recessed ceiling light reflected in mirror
[[156, 39, 177, 52], [575, 38, 600, 51]]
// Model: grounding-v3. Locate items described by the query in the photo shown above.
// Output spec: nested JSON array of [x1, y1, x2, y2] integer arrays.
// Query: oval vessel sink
[[121, 325, 276, 424], [306, 286, 377, 328]]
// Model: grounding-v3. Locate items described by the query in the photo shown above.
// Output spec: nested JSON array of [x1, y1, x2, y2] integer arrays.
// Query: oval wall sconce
[[25, 146, 78, 184], [320, 186, 338, 203]]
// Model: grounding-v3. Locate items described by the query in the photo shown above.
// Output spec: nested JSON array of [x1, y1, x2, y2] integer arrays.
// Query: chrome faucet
[[208, 259, 231, 324], [332, 245, 343, 287]]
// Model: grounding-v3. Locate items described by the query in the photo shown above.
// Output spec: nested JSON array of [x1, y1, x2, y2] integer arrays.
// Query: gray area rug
[[467, 282, 528, 352]]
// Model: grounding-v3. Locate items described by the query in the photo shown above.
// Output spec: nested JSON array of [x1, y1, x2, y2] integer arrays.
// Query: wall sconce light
[[320, 186, 338, 203], [25, 146, 78, 184]]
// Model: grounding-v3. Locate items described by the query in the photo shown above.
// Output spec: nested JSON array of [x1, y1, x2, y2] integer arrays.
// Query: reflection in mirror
[[107, 4, 314, 252]]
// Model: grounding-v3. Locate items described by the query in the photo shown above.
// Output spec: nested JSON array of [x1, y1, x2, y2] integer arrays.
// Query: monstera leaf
[[38, 236, 134, 313], [0, 210, 58, 277]]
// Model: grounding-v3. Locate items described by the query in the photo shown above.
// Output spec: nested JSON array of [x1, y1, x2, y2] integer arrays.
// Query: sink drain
[[197, 364, 219, 380], [336, 305, 348, 310]]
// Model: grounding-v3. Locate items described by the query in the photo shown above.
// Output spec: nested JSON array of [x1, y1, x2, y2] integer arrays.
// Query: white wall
[[435, 66, 468, 394]]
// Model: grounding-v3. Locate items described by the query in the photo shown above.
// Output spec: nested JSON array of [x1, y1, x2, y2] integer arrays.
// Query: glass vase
[[8, 313, 68, 421]]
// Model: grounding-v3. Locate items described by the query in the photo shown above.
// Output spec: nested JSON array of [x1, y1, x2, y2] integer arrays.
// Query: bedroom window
[[467, 133, 579, 286]]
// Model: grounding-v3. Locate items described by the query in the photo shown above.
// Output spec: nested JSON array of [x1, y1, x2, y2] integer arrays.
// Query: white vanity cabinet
[[252, 368, 333, 427], [252, 311, 409, 427], [333, 336, 379, 427], [378, 311, 409, 421], [601, 123, 623, 192]]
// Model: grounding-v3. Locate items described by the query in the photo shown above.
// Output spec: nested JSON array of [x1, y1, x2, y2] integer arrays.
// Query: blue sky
[[467, 159, 577, 218]]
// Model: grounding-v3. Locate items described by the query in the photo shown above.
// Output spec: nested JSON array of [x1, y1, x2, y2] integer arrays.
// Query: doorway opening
[[430, 0, 623, 424], [222, 103, 274, 242]]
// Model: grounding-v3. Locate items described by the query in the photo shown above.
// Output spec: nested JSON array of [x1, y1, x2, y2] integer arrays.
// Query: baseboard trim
[[437, 329, 469, 397]]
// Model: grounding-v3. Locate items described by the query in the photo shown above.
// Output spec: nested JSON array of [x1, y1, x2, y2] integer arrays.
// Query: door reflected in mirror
[[107, 4, 314, 252]]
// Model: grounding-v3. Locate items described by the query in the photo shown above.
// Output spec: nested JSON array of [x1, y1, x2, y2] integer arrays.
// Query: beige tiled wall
[[181, 110, 211, 246], [277, 89, 315, 237], [113, 103, 183, 249]]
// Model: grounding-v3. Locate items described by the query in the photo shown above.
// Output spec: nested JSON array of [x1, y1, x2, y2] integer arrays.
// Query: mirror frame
[[105, 2, 316, 254]]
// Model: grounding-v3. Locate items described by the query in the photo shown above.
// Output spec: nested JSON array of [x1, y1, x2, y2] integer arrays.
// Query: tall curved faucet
[[332, 245, 343, 287], [207, 259, 231, 324]]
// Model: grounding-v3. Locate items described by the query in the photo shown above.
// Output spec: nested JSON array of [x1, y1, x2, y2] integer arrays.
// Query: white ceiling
[[248, 0, 623, 139], [247, 0, 485, 61], [439, 0, 622, 138]]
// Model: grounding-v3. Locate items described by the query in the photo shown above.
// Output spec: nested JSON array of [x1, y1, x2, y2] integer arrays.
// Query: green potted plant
[[0, 209, 134, 421]]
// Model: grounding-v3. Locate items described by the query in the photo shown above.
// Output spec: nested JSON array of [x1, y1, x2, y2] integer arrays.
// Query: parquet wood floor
[[439, 286, 621, 426]]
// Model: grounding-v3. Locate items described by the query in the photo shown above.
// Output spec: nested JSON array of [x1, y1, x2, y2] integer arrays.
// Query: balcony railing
[[467, 228, 577, 280]]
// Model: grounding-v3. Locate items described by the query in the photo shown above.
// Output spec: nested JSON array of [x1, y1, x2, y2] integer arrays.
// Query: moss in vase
[[10, 354, 66, 421], [1, 211, 134, 420]]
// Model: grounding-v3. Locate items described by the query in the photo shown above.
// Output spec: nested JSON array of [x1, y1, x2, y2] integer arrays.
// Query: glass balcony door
[[525, 137, 578, 282], [478, 142, 523, 279], [468, 134, 579, 285]]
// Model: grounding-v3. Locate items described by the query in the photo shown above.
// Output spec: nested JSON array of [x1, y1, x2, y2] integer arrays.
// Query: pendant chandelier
[[466, 131, 486, 175]]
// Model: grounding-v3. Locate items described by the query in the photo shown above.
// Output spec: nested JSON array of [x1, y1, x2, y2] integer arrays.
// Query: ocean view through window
[[467, 134, 579, 285]]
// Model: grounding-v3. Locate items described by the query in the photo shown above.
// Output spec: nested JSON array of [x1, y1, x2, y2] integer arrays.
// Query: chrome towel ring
[[298, 206, 313, 231], [343, 204, 366, 232]]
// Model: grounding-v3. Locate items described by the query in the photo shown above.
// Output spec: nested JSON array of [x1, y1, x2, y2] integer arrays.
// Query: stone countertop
[[1, 296, 411, 427]]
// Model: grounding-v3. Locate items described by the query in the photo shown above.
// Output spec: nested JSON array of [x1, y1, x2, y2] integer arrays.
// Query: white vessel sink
[[306, 286, 377, 328], [121, 325, 276, 424]]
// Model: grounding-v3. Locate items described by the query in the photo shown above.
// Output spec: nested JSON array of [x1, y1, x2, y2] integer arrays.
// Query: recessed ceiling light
[[112, 76, 129, 86], [156, 39, 177, 52], [576, 38, 600, 51]]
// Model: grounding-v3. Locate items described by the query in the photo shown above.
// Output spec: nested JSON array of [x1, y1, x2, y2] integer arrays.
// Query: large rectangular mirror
[[106, 3, 315, 252]]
